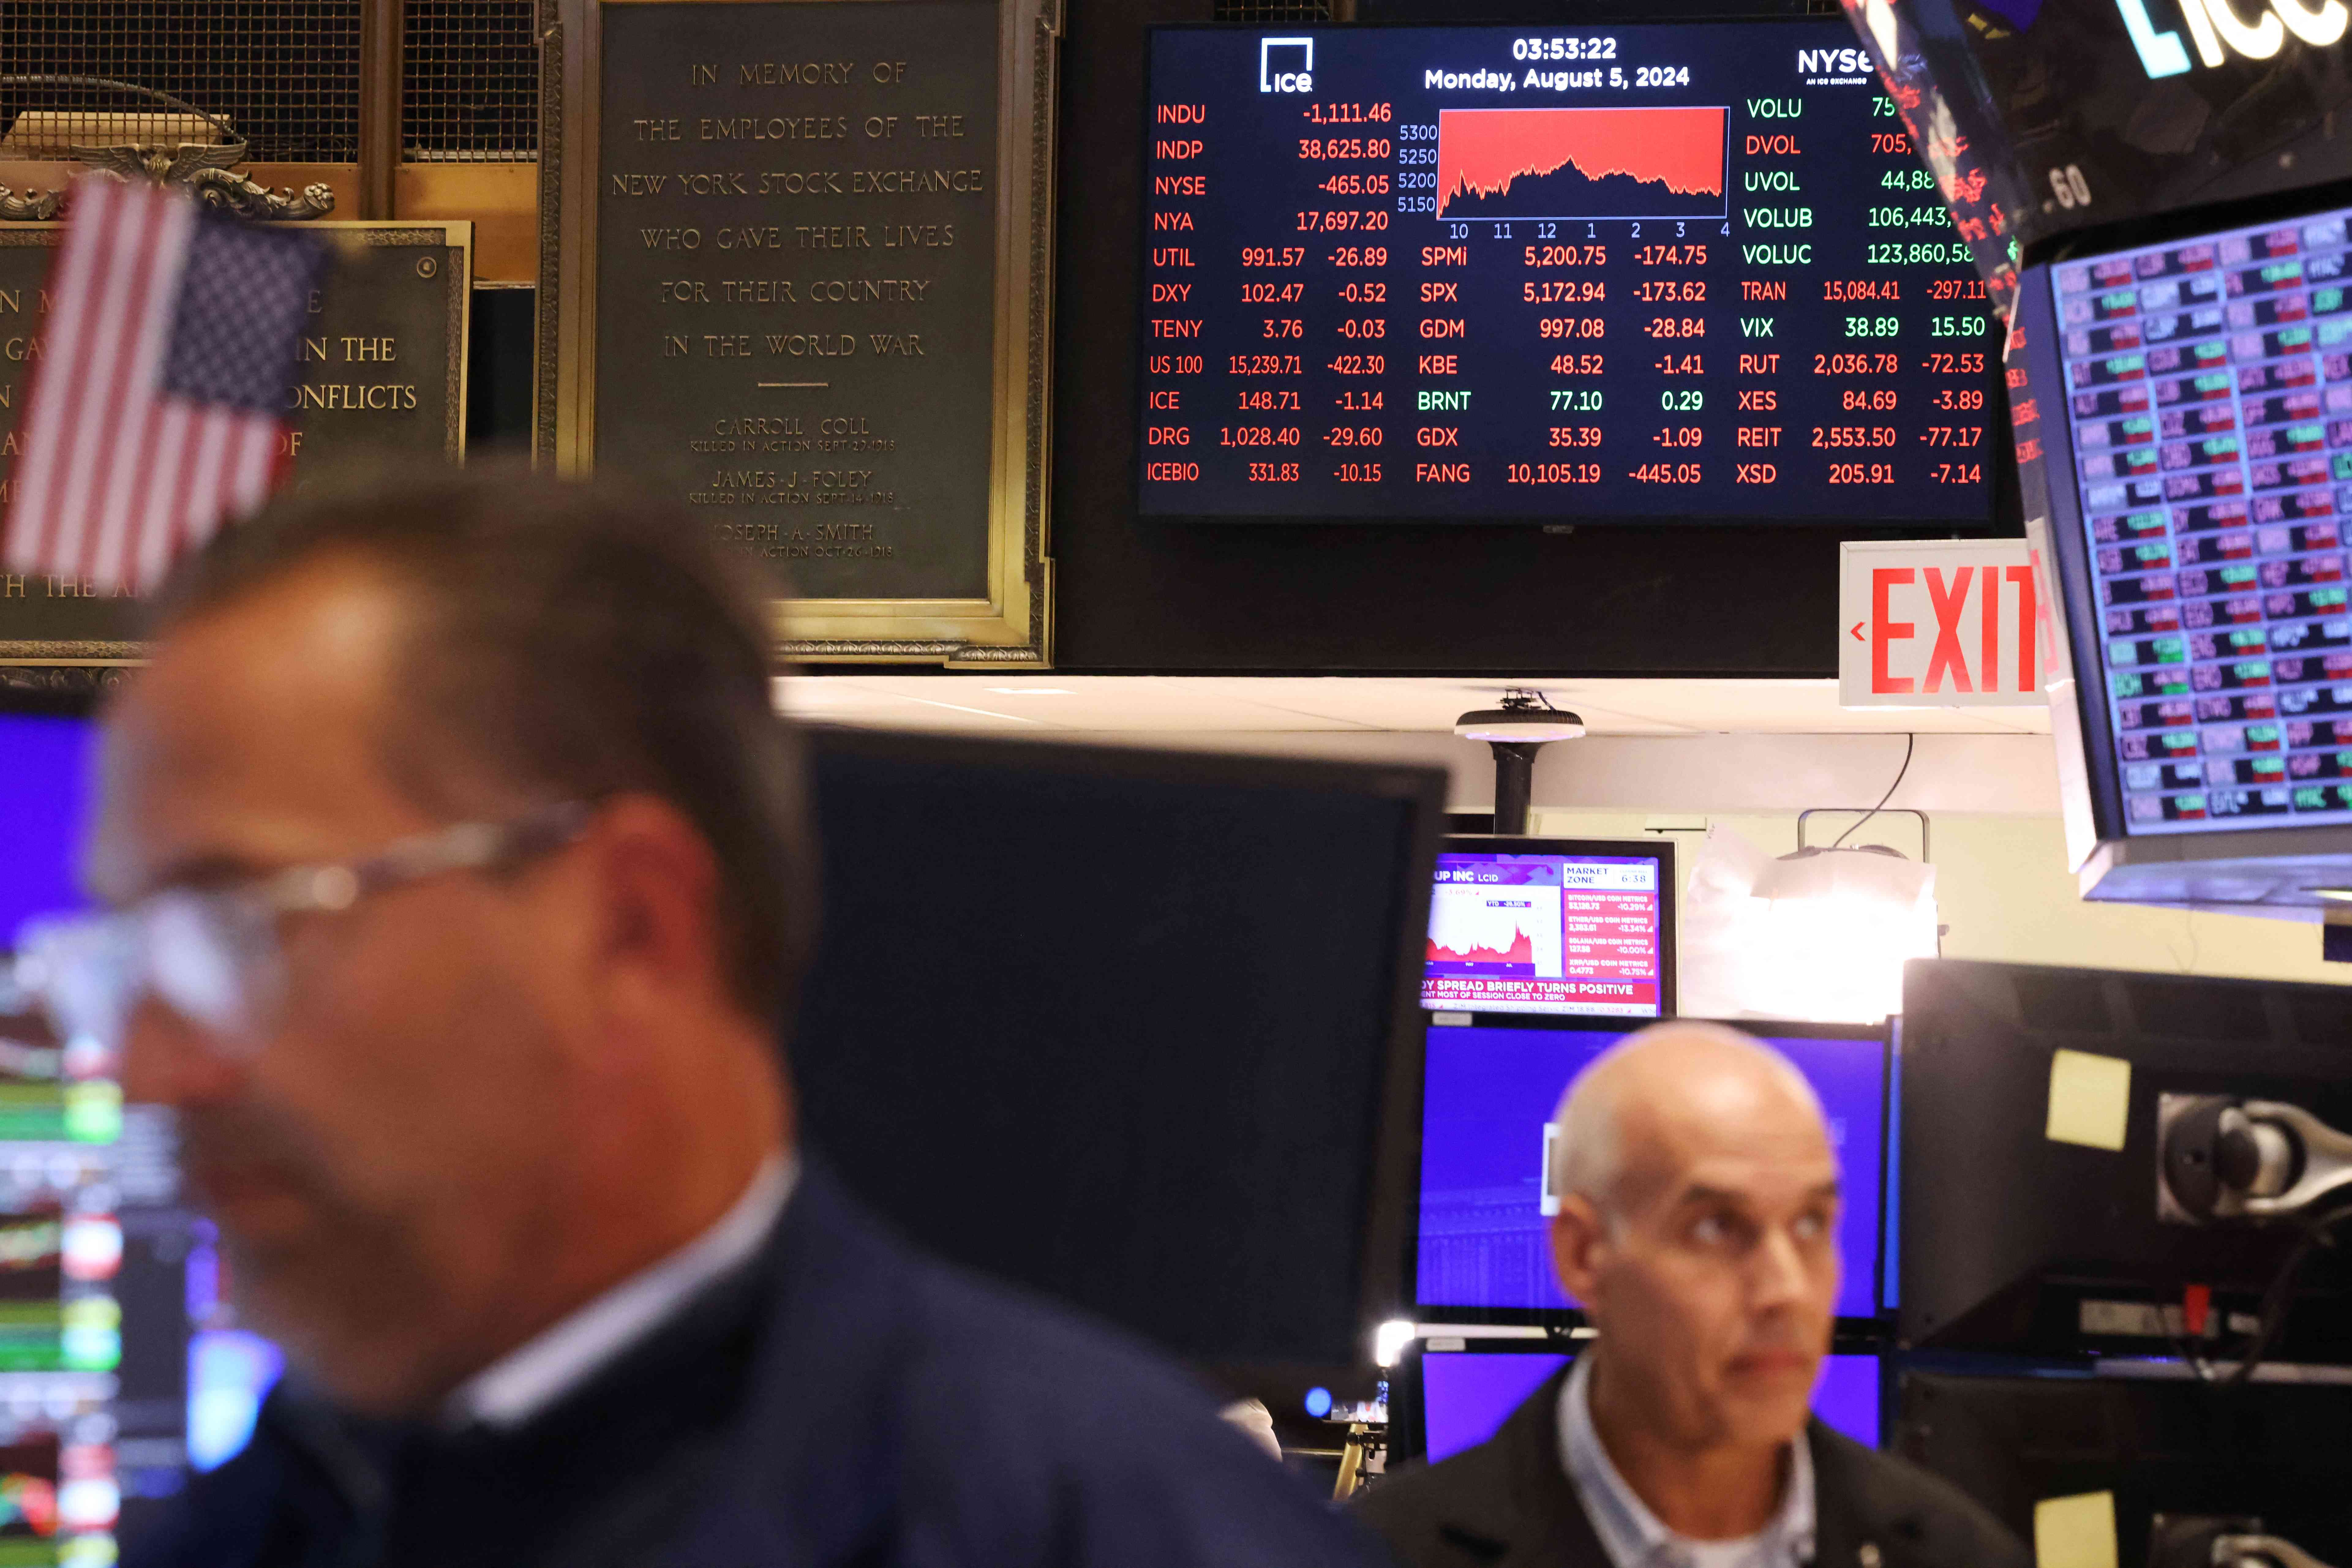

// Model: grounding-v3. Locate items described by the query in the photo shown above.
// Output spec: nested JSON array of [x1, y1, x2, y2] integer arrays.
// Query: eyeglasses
[[8, 802, 592, 1058]]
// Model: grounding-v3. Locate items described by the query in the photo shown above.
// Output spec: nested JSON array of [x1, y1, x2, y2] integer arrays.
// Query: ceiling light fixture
[[1682, 736, 1938, 1024]]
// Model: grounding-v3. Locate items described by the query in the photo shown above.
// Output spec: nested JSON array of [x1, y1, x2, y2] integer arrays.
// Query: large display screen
[[1422, 847, 1665, 1018], [2046, 205, 2352, 836], [1419, 1348, 1880, 1462], [1137, 22, 1998, 522], [1415, 1019, 1885, 1319]]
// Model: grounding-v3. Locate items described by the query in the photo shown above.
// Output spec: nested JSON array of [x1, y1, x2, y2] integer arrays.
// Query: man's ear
[[581, 793, 731, 1032], [1550, 1196, 1610, 1309]]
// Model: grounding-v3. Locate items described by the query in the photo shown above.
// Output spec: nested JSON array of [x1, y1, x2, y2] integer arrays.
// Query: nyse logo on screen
[[1259, 36, 1313, 93], [2115, 0, 2347, 80], [1794, 46, 1871, 73]]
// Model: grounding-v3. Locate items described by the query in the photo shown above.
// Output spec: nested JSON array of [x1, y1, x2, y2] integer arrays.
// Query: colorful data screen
[[2049, 207, 2352, 836], [1419, 1349, 1879, 1461], [0, 715, 270, 1554], [1137, 22, 1998, 522], [1415, 1021, 1884, 1318], [1422, 850, 1663, 1017]]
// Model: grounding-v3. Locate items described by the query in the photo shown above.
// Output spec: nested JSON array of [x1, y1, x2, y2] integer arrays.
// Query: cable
[[2226, 1200, 2352, 1385], [1830, 733, 1916, 851]]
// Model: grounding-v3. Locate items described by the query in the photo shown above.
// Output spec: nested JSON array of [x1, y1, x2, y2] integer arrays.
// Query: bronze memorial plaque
[[543, 0, 1057, 665], [0, 220, 472, 669]]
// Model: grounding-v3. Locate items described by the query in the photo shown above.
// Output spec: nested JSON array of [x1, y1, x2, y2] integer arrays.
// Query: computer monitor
[[1411, 1014, 1888, 1323], [1899, 957, 2352, 1361], [2016, 191, 2352, 912], [793, 728, 1445, 1370], [1421, 838, 1675, 1019], [1390, 1340, 1884, 1467], [1135, 18, 2001, 530], [1896, 1371, 2352, 1568], [0, 710, 226, 1555]]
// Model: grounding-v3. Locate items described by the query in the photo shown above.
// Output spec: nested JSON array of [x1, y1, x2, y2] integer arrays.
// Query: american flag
[[4, 175, 327, 592]]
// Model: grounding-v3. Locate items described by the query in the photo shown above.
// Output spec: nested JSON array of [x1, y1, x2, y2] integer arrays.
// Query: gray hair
[[1547, 1022, 1825, 1221], [142, 462, 815, 1029]]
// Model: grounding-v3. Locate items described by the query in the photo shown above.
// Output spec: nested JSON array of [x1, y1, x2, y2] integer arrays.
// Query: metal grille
[[403, 0, 535, 161], [0, 2, 360, 162], [1212, 0, 1335, 16]]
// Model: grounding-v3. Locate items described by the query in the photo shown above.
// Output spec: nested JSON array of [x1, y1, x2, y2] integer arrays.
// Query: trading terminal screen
[[1138, 22, 1998, 522], [1419, 1348, 1881, 1460], [1415, 1021, 1885, 1319], [0, 715, 282, 1560], [2045, 205, 2352, 835], [1421, 849, 1664, 1019]]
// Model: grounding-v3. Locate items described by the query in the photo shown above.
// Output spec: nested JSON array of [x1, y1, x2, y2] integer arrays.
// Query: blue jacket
[[127, 1163, 1393, 1568]]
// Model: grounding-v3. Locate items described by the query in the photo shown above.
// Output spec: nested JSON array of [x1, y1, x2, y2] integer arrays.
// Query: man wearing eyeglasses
[[33, 470, 1379, 1568]]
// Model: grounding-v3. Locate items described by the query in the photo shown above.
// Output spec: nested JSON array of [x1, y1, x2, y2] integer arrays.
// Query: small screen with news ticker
[[2049, 204, 2352, 836], [1422, 850, 1662, 1018], [1137, 21, 1998, 522]]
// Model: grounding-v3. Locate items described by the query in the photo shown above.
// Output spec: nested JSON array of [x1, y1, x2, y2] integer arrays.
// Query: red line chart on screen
[[1436, 106, 1728, 222], [1426, 879, 1563, 976]]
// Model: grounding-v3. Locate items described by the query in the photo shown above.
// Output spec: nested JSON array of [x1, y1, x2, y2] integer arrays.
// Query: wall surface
[[1022, 721, 2342, 986], [1533, 807, 2341, 990]]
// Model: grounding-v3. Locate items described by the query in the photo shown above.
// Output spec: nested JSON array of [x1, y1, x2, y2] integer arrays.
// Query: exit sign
[[1838, 539, 2049, 708]]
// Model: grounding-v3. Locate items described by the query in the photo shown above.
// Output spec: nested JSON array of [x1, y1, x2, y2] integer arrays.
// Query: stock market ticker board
[[2049, 208, 2352, 835], [1136, 23, 2000, 524]]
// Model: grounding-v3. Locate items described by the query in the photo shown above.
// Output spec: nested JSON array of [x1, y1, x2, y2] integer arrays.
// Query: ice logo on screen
[[1258, 36, 1313, 93], [2113, 0, 2350, 81]]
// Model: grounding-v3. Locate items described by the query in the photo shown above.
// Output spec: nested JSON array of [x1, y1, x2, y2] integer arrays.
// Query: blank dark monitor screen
[[1136, 21, 1997, 523], [1896, 1371, 2352, 1567], [1898, 958, 2352, 1359], [1415, 1020, 1884, 1319], [1422, 846, 1666, 1017], [793, 730, 1442, 1367], [2041, 203, 2352, 835], [1420, 1349, 1880, 1462]]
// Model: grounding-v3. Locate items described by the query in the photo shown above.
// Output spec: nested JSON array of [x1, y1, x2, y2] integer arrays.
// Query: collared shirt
[[443, 1151, 797, 1430], [1557, 1355, 1817, 1568]]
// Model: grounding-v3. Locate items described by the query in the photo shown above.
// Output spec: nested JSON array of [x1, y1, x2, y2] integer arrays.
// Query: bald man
[[1356, 1023, 2025, 1568]]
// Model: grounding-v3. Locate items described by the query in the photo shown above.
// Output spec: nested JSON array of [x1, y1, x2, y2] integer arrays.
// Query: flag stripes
[[4, 176, 316, 593]]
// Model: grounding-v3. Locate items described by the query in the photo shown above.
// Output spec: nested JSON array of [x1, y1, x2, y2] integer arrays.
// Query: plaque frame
[[0, 218, 473, 685], [538, 0, 1058, 667]]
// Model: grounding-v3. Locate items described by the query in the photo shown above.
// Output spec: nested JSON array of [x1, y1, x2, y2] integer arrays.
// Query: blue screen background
[[1421, 1349, 1881, 1461], [1416, 1022, 1884, 1317], [0, 715, 95, 937]]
